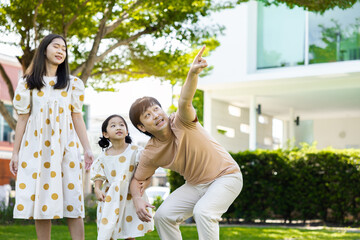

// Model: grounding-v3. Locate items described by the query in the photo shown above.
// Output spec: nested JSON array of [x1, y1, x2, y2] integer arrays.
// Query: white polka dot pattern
[[13, 76, 85, 219], [90, 145, 154, 239]]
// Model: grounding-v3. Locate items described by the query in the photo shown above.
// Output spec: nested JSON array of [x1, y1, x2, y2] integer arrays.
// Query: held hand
[[189, 46, 208, 75], [9, 154, 19, 176], [84, 150, 94, 170], [139, 178, 151, 196], [133, 197, 155, 222], [94, 188, 105, 202]]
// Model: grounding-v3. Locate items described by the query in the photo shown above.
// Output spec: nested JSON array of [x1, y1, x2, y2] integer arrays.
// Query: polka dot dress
[[90, 145, 154, 240], [13, 76, 85, 219]]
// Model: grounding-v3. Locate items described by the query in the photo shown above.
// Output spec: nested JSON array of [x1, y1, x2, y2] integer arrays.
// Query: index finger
[[195, 45, 206, 59], [10, 162, 17, 175], [141, 210, 152, 222]]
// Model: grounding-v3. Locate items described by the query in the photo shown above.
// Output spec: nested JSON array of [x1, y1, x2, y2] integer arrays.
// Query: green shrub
[[0, 197, 35, 225], [84, 193, 98, 223], [167, 147, 360, 225], [0, 198, 15, 224], [152, 196, 164, 211], [167, 171, 185, 193]]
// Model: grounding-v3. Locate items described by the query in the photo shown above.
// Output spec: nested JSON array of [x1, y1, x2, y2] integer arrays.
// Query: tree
[[0, 0, 228, 129], [0, 0, 359, 130], [257, 0, 359, 13]]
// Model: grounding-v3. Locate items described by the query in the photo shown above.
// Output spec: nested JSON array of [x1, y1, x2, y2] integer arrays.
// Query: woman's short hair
[[129, 96, 162, 137]]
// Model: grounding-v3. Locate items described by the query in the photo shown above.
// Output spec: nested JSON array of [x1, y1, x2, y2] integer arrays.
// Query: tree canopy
[[257, 0, 359, 13], [0, 0, 359, 130]]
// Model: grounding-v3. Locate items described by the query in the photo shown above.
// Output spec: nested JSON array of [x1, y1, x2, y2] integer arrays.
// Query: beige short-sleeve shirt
[[135, 112, 240, 185]]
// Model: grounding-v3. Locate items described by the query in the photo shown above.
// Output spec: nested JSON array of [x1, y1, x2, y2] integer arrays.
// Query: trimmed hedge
[[167, 147, 360, 225]]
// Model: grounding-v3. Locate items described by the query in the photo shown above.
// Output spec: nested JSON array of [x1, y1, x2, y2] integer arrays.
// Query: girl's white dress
[[90, 144, 154, 240], [12, 76, 85, 219]]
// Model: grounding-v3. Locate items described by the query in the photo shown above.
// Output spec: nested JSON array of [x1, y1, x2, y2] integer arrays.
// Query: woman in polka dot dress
[[9, 34, 94, 240], [91, 114, 154, 240]]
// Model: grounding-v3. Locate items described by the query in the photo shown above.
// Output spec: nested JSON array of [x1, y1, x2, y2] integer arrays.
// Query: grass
[[0, 223, 359, 239]]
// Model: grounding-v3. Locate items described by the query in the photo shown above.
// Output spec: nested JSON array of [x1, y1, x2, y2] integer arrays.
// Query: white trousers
[[154, 172, 243, 240]]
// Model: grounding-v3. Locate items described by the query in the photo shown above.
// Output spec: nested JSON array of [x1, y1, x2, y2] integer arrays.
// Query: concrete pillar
[[249, 95, 257, 150], [289, 107, 295, 148], [282, 120, 288, 150]]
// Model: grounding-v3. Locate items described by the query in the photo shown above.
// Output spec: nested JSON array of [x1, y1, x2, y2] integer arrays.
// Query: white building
[[199, 1, 360, 152]]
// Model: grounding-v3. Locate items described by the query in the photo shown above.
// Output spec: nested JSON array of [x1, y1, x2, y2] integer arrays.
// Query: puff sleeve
[[90, 153, 107, 182], [13, 78, 31, 115], [70, 76, 85, 113], [135, 146, 144, 165]]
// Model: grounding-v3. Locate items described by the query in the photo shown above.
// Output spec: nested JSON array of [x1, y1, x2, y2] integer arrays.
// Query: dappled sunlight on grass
[[219, 226, 360, 240], [0, 224, 359, 239]]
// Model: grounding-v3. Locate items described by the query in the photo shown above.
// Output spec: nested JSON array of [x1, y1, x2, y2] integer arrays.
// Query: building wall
[[0, 55, 22, 103], [199, 4, 250, 86], [0, 55, 21, 142], [292, 117, 360, 149], [313, 117, 360, 149], [0, 55, 22, 188], [201, 2, 360, 152], [0, 158, 12, 185], [210, 99, 273, 152], [256, 114, 274, 149]]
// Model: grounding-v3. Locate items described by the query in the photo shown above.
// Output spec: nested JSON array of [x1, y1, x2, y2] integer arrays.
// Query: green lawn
[[0, 223, 359, 239]]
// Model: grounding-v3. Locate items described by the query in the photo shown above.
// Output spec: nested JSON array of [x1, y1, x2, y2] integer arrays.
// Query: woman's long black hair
[[24, 34, 70, 90], [98, 114, 132, 149]]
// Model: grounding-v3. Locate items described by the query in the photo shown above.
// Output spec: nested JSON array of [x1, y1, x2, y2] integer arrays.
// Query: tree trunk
[[17, 48, 35, 73], [0, 63, 15, 100], [0, 38, 34, 130], [80, 2, 115, 83]]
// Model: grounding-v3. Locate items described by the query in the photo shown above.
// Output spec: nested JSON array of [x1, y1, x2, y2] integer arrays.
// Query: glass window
[[216, 125, 235, 138], [257, 2, 305, 69], [272, 118, 283, 149], [258, 115, 269, 124], [309, 3, 360, 63], [264, 137, 272, 146], [240, 123, 250, 134], [0, 104, 13, 142], [228, 105, 241, 117]]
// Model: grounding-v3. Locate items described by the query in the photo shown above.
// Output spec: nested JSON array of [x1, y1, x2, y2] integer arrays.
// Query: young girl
[[90, 114, 154, 240], [9, 34, 94, 240]]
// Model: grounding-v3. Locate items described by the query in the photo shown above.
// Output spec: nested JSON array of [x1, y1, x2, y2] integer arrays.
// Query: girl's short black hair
[[129, 96, 162, 137], [24, 33, 70, 90], [98, 114, 132, 148]]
